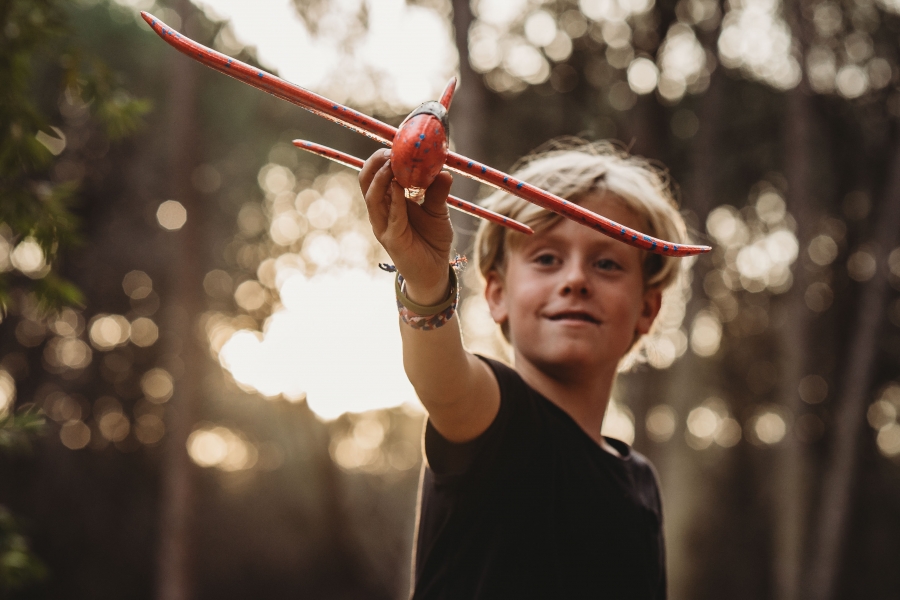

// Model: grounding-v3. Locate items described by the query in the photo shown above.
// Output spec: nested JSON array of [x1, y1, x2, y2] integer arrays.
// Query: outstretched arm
[[359, 150, 499, 442]]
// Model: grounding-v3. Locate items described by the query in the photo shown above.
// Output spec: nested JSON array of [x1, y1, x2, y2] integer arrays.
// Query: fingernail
[[384, 149, 391, 158]]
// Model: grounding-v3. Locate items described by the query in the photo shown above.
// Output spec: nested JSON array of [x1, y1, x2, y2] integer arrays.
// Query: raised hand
[[359, 149, 455, 306]]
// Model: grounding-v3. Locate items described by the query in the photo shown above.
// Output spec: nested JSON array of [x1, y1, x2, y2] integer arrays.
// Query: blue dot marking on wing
[[673, 245, 679, 252], [467, 161, 473, 168], [503, 177, 508, 183], [481, 166, 486, 173], [643, 236, 651, 241], [258, 72, 264, 78], [632, 234, 637, 241], [419, 134, 426, 140], [415, 142, 421, 148], [516, 182, 523, 189], [332, 105, 338, 109], [620, 228, 626, 235], [226, 59, 233, 68], [651, 241, 657, 250], [151, 20, 157, 26]]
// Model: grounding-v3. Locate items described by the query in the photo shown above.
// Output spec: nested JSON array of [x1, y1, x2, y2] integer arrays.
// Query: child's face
[[485, 192, 662, 377]]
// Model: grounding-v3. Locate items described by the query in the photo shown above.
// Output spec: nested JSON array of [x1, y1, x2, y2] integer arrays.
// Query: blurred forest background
[[2, 0, 900, 598]]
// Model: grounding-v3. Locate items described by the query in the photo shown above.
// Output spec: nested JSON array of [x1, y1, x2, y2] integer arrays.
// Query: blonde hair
[[472, 137, 693, 367]]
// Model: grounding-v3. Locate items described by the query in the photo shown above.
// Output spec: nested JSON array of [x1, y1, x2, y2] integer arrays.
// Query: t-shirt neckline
[[524, 378, 634, 463]]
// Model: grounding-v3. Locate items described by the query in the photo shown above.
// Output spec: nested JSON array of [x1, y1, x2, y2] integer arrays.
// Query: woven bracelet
[[395, 266, 459, 330]]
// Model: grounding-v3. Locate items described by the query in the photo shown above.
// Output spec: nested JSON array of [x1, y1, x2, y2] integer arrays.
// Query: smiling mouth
[[547, 312, 600, 324]]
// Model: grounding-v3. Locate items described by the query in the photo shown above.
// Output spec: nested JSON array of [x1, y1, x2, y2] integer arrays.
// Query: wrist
[[403, 274, 451, 307], [395, 265, 460, 331]]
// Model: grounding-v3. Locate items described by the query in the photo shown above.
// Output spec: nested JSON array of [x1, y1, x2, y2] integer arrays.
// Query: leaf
[[0, 504, 48, 592], [32, 273, 84, 314], [0, 406, 45, 453], [96, 96, 153, 140]]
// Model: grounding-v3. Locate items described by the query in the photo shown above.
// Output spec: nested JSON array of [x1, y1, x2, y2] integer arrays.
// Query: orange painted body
[[391, 113, 448, 193]]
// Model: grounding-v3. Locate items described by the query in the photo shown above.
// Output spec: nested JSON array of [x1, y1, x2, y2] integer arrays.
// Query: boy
[[359, 139, 689, 599]]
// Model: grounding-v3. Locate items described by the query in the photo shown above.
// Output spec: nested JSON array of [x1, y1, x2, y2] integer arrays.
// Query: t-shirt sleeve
[[422, 356, 524, 481]]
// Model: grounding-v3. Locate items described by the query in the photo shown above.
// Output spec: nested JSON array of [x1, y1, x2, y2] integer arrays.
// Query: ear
[[484, 271, 509, 327], [636, 286, 663, 336]]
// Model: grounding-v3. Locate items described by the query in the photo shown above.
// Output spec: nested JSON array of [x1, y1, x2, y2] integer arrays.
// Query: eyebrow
[[520, 230, 645, 265], [524, 230, 620, 252]]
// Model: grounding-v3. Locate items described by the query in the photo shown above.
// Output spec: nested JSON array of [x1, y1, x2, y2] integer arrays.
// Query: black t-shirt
[[411, 357, 666, 600]]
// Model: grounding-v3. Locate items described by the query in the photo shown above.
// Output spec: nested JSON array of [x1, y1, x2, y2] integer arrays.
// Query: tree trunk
[[154, 1, 205, 598], [804, 122, 900, 600], [773, 81, 816, 600], [652, 36, 724, 600], [772, 0, 820, 593], [689, 67, 722, 220], [449, 0, 488, 250]]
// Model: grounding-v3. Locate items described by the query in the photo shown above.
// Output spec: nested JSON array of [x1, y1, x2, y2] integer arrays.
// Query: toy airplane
[[141, 12, 710, 257]]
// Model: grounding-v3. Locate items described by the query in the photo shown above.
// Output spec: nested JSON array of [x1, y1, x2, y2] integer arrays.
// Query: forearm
[[401, 273, 475, 404], [400, 277, 498, 441], [400, 312, 470, 403]]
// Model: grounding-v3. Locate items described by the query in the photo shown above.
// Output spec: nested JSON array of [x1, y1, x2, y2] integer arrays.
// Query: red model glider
[[141, 11, 710, 257]]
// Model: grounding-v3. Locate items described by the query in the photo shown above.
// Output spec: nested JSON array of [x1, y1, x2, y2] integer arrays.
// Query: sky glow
[[192, 0, 456, 109], [219, 269, 420, 420]]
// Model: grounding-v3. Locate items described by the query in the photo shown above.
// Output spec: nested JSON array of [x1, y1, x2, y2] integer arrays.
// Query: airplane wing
[[293, 141, 534, 235], [443, 152, 710, 257], [141, 12, 710, 257]]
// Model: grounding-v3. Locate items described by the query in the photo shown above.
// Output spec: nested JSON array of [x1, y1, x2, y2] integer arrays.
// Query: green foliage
[[74, 56, 152, 140], [0, 407, 45, 454], [0, 505, 47, 597], [0, 406, 46, 594], [1, 0, 148, 594], [0, 0, 149, 314]]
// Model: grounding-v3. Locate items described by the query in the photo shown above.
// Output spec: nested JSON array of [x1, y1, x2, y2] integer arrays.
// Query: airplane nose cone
[[391, 113, 448, 201]]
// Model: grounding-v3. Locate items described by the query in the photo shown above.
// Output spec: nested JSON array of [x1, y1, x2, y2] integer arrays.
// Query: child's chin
[[530, 345, 612, 370]]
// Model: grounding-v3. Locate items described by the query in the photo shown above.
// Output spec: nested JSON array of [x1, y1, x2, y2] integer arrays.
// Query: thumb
[[420, 171, 453, 217]]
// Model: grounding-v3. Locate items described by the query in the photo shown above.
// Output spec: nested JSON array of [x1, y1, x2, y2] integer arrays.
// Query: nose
[[560, 263, 591, 297], [562, 283, 589, 296]]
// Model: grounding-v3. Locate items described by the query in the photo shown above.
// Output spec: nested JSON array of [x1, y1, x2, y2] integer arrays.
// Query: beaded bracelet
[[395, 265, 459, 331]]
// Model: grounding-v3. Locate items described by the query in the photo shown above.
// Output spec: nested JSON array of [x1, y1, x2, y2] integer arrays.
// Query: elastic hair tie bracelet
[[379, 258, 466, 331]]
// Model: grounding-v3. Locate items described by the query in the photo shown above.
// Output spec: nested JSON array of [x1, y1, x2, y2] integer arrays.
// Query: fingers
[[358, 148, 391, 196], [363, 155, 396, 239], [419, 171, 453, 218], [383, 179, 410, 242]]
